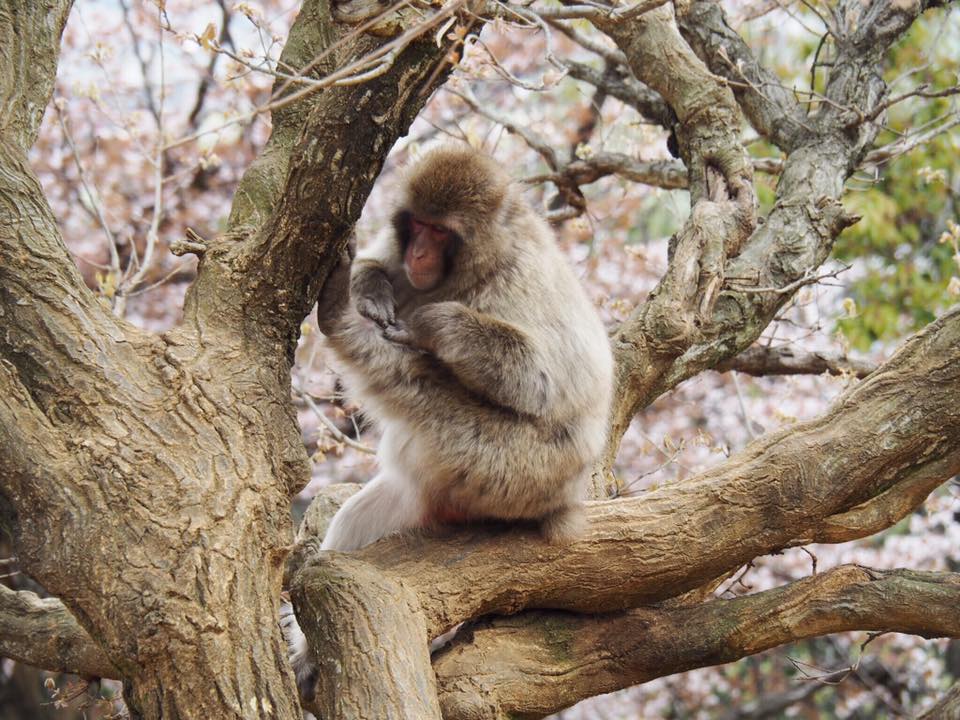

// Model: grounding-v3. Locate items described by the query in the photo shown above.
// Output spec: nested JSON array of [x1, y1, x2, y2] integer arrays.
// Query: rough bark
[[292, 553, 441, 719], [434, 567, 960, 719]]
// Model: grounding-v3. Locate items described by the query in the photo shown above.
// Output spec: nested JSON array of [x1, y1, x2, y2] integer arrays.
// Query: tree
[[0, 0, 958, 718]]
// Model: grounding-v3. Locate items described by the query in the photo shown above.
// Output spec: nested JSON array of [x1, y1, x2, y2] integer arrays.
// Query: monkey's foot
[[280, 601, 320, 701]]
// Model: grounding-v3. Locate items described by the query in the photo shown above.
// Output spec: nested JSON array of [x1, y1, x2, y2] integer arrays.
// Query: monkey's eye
[[411, 218, 447, 235]]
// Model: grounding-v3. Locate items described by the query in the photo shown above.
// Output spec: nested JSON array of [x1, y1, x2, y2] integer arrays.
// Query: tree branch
[[920, 682, 960, 718], [293, 306, 960, 662], [0, 586, 116, 679], [562, 58, 674, 127], [679, 1, 808, 151], [717, 344, 877, 378], [433, 566, 960, 719], [530, 151, 688, 190], [598, 0, 941, 473], [0, 1, 74, 149], [598, 4, 754, 204]]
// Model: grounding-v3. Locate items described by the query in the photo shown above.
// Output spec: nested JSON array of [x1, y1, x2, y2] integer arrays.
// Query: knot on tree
[[646, 164, 757, 354]]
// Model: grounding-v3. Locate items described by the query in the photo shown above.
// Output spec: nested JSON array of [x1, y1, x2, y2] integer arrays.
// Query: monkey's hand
[[352, 263, 397, 328], [381, 321, 417, 347], [405, 301, 467, 354], [316, 238, 356, 336]]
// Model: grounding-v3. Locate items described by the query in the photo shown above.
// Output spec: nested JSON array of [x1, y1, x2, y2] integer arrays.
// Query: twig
[[115, 3, 166, 317], [731, 372, 758, 440], [544, 18, 626, 65], [164, 0, 465, 152], [726, 264, 852, 295], [853, 84, 960, 126], [293, 382, 375, 455], [863, 113, 960, 165], [54, 104, 121, 274], [446, 86, 559, 168]]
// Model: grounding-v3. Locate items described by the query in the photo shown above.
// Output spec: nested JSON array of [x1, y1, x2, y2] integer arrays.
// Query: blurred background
[[3, 0, 958, 717]]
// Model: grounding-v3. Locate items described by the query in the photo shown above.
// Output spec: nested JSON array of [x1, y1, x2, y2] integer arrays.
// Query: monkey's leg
[[321, 471, 423, 552], [279, 602, 318, 699]]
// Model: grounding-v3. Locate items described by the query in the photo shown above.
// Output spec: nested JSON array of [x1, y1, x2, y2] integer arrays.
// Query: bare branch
[[434, 567, 960, 719], [545, 18, 626, 65], [53, 103, 121, 273], [527, 151, 688, 190], [447, 86, 559, 168], [920, 682, 960, 719], [115, 1, 166, 318], [0, 585, 116, 678], [855, 83, 960, 126], [679, 3, 810, 151], [717, 344, 877, 378], [863, 114, 960, 166], [562, 58, 674, 126], [293, 381, 375, 455], [486, 0, 670, 21], [0, 1, 75, 149]]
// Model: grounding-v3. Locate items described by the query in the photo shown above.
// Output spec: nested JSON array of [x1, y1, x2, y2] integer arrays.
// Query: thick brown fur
[[319, 146, 613, 552]]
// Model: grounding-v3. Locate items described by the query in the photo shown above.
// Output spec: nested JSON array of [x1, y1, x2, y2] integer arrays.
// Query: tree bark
[[0, 0, 457, 717], [435, 567, 960, 719]]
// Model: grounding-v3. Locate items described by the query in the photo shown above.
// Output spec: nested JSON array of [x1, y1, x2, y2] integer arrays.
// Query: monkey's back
[[388, 202, 613, 522]]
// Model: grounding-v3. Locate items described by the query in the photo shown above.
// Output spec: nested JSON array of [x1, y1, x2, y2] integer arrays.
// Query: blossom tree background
[[0, 0, 958, 718]]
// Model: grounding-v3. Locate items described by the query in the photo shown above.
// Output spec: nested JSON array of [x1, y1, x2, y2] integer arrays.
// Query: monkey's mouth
[[405, 267, 442, 291]]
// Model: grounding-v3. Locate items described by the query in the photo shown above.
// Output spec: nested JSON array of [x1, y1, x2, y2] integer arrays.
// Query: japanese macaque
[[287, 147, 612, 690], [322, 147, 613, 549]]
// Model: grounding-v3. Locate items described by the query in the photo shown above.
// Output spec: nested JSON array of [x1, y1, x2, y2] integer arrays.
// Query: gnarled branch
[[434, 566, 960, 719]]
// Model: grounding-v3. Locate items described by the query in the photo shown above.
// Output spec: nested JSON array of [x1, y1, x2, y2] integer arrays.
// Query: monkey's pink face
[[404, 217, 454, 291]]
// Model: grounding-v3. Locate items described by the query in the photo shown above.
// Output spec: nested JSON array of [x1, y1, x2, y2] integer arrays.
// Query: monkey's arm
[[351, 228, 404, 328], [351, 260, 397, 327], [407, 302, 550, 417]]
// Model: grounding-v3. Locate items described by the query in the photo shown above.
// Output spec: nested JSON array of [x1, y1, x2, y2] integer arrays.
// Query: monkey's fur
[[322, 147, 613, 550], [288, 148, 612, 692]]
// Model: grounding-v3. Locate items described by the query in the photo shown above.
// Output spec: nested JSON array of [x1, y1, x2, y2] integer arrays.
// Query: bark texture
[[0, 0, 455, 717], [435, 567, 960, 719]]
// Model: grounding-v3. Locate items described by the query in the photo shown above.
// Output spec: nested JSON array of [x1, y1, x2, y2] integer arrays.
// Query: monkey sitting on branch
[[288, 146, 613, 689]]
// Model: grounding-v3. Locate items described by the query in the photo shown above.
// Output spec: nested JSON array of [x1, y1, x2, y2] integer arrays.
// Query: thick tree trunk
[[0, 0, 455, 717]]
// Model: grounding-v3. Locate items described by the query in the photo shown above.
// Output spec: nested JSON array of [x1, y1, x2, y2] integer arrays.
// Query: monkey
[[286, 146, 613, 693]]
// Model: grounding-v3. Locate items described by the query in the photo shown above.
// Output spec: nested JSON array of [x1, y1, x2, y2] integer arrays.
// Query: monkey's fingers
[[356, 296, 397, 328], [382, 322, 415, 346]]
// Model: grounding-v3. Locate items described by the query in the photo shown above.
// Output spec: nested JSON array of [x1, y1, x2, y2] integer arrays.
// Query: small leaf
[[198, 23, 218, 50]]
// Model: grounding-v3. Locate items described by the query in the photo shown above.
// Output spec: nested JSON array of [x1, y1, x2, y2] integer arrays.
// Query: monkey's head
[[393, 147, 512, 292]]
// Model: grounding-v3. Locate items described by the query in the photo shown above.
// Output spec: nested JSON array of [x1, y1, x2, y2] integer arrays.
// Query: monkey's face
[[395, 211, 461, 292]]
